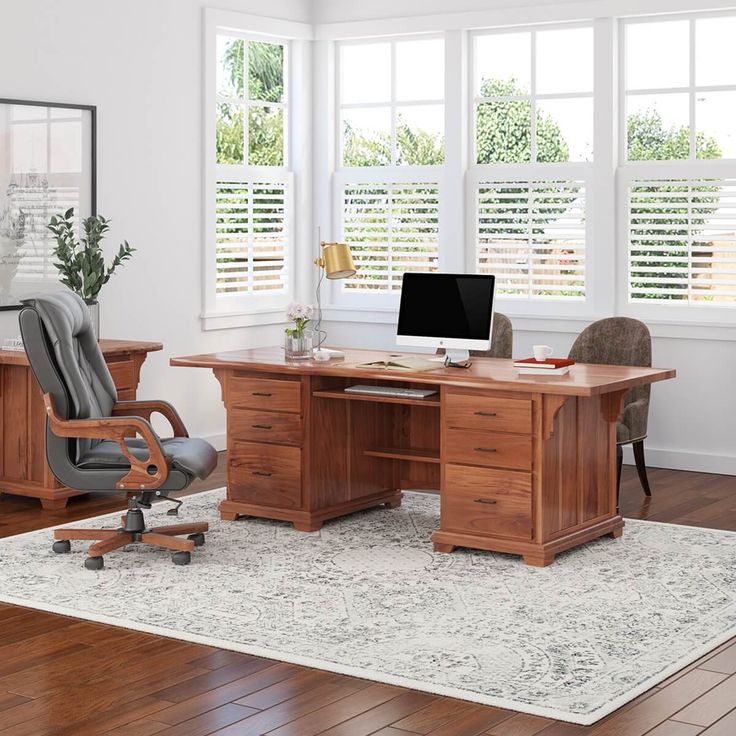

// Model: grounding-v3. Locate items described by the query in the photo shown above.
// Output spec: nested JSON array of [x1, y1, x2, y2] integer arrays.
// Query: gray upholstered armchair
[[437, 312, 513, 359], [568, 317, 652, 497], [19, 291, 217, 569]]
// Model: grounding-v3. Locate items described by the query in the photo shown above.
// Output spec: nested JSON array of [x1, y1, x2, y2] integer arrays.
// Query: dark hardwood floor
[[0, 457, 735, 735]]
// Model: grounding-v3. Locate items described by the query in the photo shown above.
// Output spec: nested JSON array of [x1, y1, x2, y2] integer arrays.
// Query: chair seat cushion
[[77, 437, 218, 479]]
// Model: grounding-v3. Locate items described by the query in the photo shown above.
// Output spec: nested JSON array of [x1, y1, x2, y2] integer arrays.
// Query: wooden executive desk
[[171, 348, 675, 566]]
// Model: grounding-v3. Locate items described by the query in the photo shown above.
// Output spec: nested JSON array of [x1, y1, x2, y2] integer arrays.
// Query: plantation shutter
[[215, 178, 290, 296], [341, 182, 440, 292], [628, 179, 736, 304], [476, 180, 586, 299]]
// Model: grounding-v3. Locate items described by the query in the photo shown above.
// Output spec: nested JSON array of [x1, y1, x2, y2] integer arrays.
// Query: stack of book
[[513, 357, 575, 376]]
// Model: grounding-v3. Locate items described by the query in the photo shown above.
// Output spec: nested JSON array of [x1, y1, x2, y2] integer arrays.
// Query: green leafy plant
[[47, 208, 135, 301]]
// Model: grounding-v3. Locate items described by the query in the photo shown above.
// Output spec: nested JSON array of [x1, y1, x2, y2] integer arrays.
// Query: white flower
[[286, 302, 313, 322]]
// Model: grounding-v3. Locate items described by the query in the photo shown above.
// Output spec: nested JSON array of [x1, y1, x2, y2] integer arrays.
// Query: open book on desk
[[354, 356, 442, 372]]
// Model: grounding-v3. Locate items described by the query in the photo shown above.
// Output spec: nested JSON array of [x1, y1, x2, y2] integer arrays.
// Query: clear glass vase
[[284, 330, 313, 360], [85, 299, 100, 339]]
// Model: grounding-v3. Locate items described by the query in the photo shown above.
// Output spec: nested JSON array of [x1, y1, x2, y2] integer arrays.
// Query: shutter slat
[[628, 178, 736, 305], [342, 182, 440, 292], [476, 180, 586, 300], [215, 180, 289, 296]]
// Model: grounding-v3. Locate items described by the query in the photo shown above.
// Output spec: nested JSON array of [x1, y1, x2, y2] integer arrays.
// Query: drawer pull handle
[[473, 447, 497, 453], [474, 498, 497, 505], [252, 391, 272, 397], [474, 411, 497, 417], [251, 424, 273, 430], [252, 470, 272, 477]]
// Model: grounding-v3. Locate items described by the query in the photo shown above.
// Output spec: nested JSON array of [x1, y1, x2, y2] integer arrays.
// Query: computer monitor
[[396, 272, 496, 363]]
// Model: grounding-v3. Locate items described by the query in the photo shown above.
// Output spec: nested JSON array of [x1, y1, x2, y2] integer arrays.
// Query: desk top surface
[[0, 339, 162, 367], [171, 347, 675, 397]]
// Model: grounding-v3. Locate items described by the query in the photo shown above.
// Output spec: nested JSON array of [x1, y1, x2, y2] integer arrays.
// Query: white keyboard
[[345, 385, 437, 399]]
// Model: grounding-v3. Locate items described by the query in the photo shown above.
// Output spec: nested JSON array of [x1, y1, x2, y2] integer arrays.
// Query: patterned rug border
[[1, 488, 734, 726]]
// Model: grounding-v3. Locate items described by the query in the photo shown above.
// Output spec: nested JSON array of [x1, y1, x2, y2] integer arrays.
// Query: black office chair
[[19, 291, 217, 569]]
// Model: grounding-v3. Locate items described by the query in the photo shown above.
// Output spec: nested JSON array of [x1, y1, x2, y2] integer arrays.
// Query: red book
[[513, 358, 576, 369]]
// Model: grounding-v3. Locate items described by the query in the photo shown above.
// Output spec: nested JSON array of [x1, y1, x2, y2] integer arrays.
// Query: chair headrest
[[21, 291, 91, 342]]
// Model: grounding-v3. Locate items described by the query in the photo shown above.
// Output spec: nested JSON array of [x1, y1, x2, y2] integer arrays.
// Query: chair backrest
[[437, 312, 513, 359], [568, 316, 652, 406], [19, 291, 118, 460]]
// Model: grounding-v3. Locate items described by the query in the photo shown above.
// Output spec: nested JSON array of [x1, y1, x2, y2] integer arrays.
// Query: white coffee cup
[[533, 345, 553, 362]]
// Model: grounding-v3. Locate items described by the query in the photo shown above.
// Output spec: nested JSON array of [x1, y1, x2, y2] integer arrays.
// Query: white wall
[[0, 0, 310, 448]]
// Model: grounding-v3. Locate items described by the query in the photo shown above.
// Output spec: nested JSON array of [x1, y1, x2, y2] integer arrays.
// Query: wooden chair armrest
[[43, 394, 169, 491], [111, 400, 188, 438]]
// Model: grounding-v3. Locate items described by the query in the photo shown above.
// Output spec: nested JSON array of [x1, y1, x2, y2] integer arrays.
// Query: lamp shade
[[321, 242, 356, 279]]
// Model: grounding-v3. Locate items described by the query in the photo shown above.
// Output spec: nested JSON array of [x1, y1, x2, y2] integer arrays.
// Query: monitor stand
[[430, 348, 471, 364]]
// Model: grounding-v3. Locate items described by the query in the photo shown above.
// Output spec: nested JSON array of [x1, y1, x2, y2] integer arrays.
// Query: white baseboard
[[622, 445, 736, 476]]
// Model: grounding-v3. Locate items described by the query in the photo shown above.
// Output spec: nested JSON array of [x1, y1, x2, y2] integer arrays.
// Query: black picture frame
[[0, 98, 97, 311]]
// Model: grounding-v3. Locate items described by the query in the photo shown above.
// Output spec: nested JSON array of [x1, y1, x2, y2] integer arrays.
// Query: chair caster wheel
[[187, 533, 205, 546], [84, 556, 104, 570], [52, 540, 71, 554], [172, 551, 191, 566]]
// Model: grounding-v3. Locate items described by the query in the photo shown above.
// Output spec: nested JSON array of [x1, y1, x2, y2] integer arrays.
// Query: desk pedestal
[[213, 368, 626, 566]]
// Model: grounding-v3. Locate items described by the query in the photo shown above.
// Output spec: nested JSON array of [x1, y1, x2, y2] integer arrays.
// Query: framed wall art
[[0, 98, 96, 309]]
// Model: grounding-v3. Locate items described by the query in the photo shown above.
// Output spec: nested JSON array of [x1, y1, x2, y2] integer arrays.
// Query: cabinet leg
[[433, 542, 456, 553], [292, 520, 322, 532], [41, 498, 69, 511], [610, 526, 624, 539], [220, 510, 240, 521], [385, 496, 402, 509], [523, 553, 555, 567]]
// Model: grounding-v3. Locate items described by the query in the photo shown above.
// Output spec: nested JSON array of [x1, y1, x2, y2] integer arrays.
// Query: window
[[476, 180, 586, 299], [470, 24, 593, 312], [204, 9, 304, 327], [473, 26, 594, 164], [339, 38, 445, 167], [333, 36, 444, 300], [621, 13, 736, 316], [624, 16, 736, 161], [216, 36, 286, 166]]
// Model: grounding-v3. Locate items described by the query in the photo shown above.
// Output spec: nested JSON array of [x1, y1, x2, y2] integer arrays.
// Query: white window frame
[[617, 11, 736, 325], [202, 9, 311, 330]]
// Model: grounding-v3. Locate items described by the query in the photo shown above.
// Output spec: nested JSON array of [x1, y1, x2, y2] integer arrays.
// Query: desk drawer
[[107, 359, 137, 392], [445, 393, 532, 434], [443, 464, 532, 539], [229, 442, 301, 508], [229, 408, 302, 446], [445, 428, 532, 471], [229, 377, 301, 413]]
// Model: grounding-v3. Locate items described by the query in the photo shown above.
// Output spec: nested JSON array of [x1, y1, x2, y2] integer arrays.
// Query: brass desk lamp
[[313, 241, 356, 355]]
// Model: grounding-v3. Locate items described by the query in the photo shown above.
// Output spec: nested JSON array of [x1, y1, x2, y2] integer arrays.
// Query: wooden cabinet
[[0, 339, 161, 509]]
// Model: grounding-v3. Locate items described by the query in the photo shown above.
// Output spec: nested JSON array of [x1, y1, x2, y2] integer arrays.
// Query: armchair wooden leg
[[633, 440, 652, 496], [147, 522, 209, 536], [88, 533, 134, 557]]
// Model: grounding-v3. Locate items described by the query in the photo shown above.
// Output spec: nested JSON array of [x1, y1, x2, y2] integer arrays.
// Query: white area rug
[[0, 489, 735, 725]]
